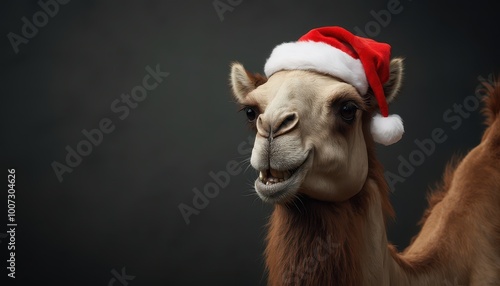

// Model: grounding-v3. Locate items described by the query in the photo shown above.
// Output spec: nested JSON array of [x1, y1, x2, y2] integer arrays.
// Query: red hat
[[264, 26, 404, 145]]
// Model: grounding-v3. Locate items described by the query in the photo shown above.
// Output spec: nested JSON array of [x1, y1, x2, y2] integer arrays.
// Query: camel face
[[231, 64, 369, 203]]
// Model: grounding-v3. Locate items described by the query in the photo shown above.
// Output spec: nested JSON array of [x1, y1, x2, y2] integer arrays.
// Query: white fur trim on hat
[[370, 113, 404, 146], [264, 41, 369, 94]]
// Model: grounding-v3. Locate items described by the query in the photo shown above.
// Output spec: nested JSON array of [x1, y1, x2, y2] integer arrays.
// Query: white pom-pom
[[370, 113, 404, 146]]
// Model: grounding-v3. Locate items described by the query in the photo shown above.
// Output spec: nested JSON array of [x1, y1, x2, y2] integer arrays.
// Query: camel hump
[[481, 77, 500, 127], [477, 76, 500, 153]]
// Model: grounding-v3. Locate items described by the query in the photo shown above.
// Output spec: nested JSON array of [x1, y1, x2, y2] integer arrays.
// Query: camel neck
[[265, 179, 387, 285], [264, 177, 439, 285]]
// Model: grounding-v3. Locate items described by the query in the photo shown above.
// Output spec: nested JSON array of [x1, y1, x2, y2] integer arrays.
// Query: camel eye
[[244, 107, 257, 122], [339, 101, 358, 122]]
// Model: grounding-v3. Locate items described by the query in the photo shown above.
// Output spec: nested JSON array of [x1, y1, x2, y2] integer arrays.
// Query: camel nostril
[[283, 114, 296, 126], [275, 112, 299, 137], [277, 114, 294, 131]]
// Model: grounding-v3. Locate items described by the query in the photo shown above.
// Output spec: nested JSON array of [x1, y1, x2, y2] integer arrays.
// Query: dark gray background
[[1, 0, 499, 285]]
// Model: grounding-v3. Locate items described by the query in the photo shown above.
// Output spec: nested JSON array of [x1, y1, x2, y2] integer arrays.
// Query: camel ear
[[230, 62, 267, 103], [384, 58, 404, 104]]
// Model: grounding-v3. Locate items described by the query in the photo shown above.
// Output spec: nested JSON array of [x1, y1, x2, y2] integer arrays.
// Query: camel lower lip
[[255, 178, 294, 199]]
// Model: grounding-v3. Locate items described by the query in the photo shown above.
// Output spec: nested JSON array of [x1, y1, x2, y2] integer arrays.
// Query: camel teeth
[[260, 168, 295, 185], [260, 168, 294, 185]]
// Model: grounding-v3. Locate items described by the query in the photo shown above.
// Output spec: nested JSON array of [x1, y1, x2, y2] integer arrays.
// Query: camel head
[[230, 58, 403, 203]]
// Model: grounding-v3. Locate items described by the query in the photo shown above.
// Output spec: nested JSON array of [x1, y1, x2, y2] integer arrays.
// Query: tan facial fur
[[231, 64, 369, 203]]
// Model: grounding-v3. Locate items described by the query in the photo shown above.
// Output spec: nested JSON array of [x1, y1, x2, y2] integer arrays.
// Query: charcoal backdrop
[[2, 0, 500, 285]]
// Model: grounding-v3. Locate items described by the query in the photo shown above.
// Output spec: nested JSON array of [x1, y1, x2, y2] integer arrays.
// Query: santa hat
[[264, 26, 404, 146]]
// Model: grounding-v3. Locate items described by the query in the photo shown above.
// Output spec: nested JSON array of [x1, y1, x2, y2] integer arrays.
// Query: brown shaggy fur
[[395, 78, 500, 284], [418, 78, 500, 229], [416, 155, 463, 228], [233, 62, 500, 284], [265, 78, 500, 284], [482, 77, 500, 126]]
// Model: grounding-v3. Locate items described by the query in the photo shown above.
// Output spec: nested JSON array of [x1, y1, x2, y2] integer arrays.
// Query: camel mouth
[[254, 151, 312, 203], [259, 168, 297, 185]]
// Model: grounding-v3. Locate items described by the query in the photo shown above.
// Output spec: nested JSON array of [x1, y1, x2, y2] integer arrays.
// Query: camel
[[229, 27, 500, 285]]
